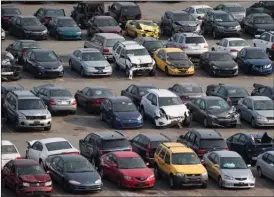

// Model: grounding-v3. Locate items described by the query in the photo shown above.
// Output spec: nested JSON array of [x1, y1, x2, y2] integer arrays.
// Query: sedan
[[134, 37, 166, 56], [251, 83, 274, 100], [187, 96, 240, 128], [1, 140, 21, 169], [1, 6, 21, 30], [23, 49, 64, 78], [256, 151, 274, 181], [203, 151, 255, 188], [237, 96, 274, 127], [184, 5, 213, 22], [34, 8, 65, 26], [199, 51, 238, 77], [46, 154, 102, 193], [125, 20, 160, 39], [99, 151, 155, 189]]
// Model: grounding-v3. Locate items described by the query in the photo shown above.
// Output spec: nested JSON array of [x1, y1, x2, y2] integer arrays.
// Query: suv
[[84, 33, 125, 61], [2, 90, 52, 131], [154, 142, 208, 189], [34, 8, 65, 27], [130, 133, 171, 166], [253, 31, 274, 60], [107, 2, 141, 28], [79, 131, 131, 168], [112, 40, 156, 78], [177, 129, 228, 158], [246, 1, 274, 18]]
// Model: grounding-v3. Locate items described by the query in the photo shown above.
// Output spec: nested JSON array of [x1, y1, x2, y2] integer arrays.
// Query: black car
[[107, 2, 141, 28], [227, 132, 274, 165], [187, 96, 239, 128], [160, 10, 200, 36], [206, 84, 249, 106], [201, 10, 241, 39], [5, 40, 40, 64], [23, 49, 64, 78], [9, 16, 48, 40], [168, 83, 204, 103], [251, 83, 274, 100], [34, 8, 65, 27], [45, 154, 102, 193], [241, 13, 274, 35], [1, 84, 24, 111], [79, 131, 131, 168], [246, 1, 274, 18], [134, 37, 166, 56], [1, 6, 21, 30], [199, 51, 238, 77], [130, 133, 171, 166], [177, 129, 228, 158], [121, 84, 156, 108]]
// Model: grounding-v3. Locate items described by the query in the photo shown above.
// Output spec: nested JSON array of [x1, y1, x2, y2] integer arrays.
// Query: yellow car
[[154, 48, 195, 76], [154, 142, 208, 189], [125, 20, 160, 39]]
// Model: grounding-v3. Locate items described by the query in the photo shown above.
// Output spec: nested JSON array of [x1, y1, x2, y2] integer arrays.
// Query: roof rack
[[113, 130, 125, 137], [160, 133, 172, 141]]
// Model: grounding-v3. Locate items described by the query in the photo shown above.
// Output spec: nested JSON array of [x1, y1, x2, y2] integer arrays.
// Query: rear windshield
[[2, 8, 21, 15], [121, 6, 141, 15], [45, 9, 64, 17], [200, 139, 227, 149], [106, 38, 124, 47], [185, 37, 205, 44], [22, 18, 41, 26], [229, 40, 249, 47], [143, 41, 164, 51], [91, 89, 113, 96], [21, 42, 39, 48], [226, 87, 248, 97], [227, 6, 245, 12], [49, 89, 72, 97], [214, 13, 235, 22], [173, 13, 195, 21], [196, 8, 212, 14], [18, 99, 45, 110], [182, 85, 203, 93], [2, 145, 18, 154], [102, 139, 130, 150], [45, 141, 72, 151]]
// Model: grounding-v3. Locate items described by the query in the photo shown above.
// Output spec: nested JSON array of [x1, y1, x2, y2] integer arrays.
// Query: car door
[[6, 95, 17, 122], [214, 86, 227, 100], [186, 132, 196, 149], [131, 134, 143, 153], [230, 134, 244, 155], [130, 86, 139, 106], [216, 39, 225, 51], [114, 45, 122, 65], [245, 15, 254, 33], [27, 52, 37, 73], [3, 161, 15, 188], [161, 12, 169, 33], [157, 148, 167, 175], [244, 98, 254, 122], [197, 99, 207, 122], [122, 85, 133, 98], [54, 158, 65, 185], [156, 50, 167, 71], [202, 52, 211, 71], [236, 48, 246, 69], [27, 141, 42, 162], [179, 131, 191, 145], [206, 152, 217, 178], [108, 3, 118, 21], [264, 154, 274, 180], [104, 100, 114, 123], [147, 94, 158, 118], [77, 87, 89, 106], [79, 134, 91, 157], [49, 157, 61, 182], [74, 50, 83, 71], [70, 50, 80, 69], [118, 48, 127, 70], [167, 34, 178, 48], [256, 33, 267, 48], [162, 151, 171, 176], [211, 154, 221, 180], [189, 98, 201, 121]]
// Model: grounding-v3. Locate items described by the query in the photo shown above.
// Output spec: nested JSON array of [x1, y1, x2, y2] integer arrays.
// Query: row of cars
[[2, 130, 274, 195]]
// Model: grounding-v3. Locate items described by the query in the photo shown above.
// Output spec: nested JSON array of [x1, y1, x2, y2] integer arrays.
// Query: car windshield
[[91, 89, 113, 96], [3, 8, 21, 15], [106, 38, 124, 47], [167, 52, 188, 60], [45, 9, 64, 17], [121, 6, 140, 15], [143, 41, 164, 51], [102, 139, 130, 150], [214, 14, 235, 22], [172, 153, 200, 165], [139, 21, 157, 26], [229, 40, 248, 47], [196, 8, 212, 14], [182, 85, 203, 93], [18, 99, 45, 110], [254, 16, 274, 24], [127, 48, 149, 56], [254, 100, 274, 110], [227, 6, 245, 12], [139, 87, 156, 96], [36, 51, 58, 62], [17, 165, 45, 176], [22, 18, 41, 26], [173, 13, 195, 21], [220, 157, 247, 169], [118, 157, 146, 169], [2, 145, 18, 154], [185, 37, 205, 44], [57, 19, 77, 27], [158, 97, 183, 107], [82, 52, 105, 61], [246, 49, 268, 59], [49, 89, 72, 97], [113, 101, 137, 112], [200, 139, 227, 149], [206, 99, 230, 110], [227, 87, 248, 97], [96, 18, 118, 27], [64, 160, 94, 172], [45, 141, 72, 151], [209, 53, 232, 61], [21, 42, 39, 48]]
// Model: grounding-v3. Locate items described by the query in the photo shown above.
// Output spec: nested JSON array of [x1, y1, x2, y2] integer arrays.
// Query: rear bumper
[[38, 70, 64, 78], [49, 105, 77, 112], [216, 29, 241, 37], [185, 49, 208, 56], [18, 118, 52, 128], [84, 70, 112, 76], [155, 116, 184, 127]]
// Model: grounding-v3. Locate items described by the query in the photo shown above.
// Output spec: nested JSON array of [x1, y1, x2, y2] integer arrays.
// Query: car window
[[188, 133, 196, 144], [73, 50, 80, 57], [102, 139, 129, 150], [82, 87, 89, 95], [147, 93, 153, 101], [200, 139, 227, 149], [268, 154, 274, 165], [2, 145, 18, 154], [217, 87, 227, 96], [116, 46, 122, 54], [199, 100, 206, 109], [131, 86, 137, 95], [52, 157, 61, 166], [159, 148, 167, 160], [164, 152, 171, 164], [184, 132, 191, 141], [155, 145, 162, 154], [262, 153, 269, 162], [194, 98, 201, 106], [232, 134, 242, 143], [223, 39, 228, 47]]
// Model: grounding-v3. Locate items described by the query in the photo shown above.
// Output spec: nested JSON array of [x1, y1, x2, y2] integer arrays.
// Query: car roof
[[116, 2, 137, 6], [220, 84, 244, 88], [31, 49, 53, 53], [245, 47, 265, 51], [162, 142, 193, 153], [170, 10, 188, 14], [114, 151, 139, 158], [45, 87, 67, 90], [14, 159, 39, 166], [178, 82, 201, 87], [215, 151, 241, 157], [148, 89, 177, 97], [2, 140, 15, 146], [177, 33, 203, 37], [131, 84, 156, 88], [39, 137, 69, 144], [2, 84, 24, 91], [247, 96, 271, 101], [264, 150, 274, 156], [108, 96, 131, 103], [190, 129, 222, 139], [12, 90, 35, 98], [224, 37, 246, 41], [141, 133, 170, 141], [222, 3, 242, 7], [96, 33, 124, 39], [161, 48, 183, 53], [191, 5, 212, 9], [78, 48, 100, 53], [202, 96, 223, 101], [59, 154, 86, 162], [2, 6, 19, 10], [92, 131, 125, 140]]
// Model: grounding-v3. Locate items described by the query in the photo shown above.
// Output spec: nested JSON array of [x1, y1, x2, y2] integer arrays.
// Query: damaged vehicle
[[140, 89, 191, 128], [1, 51, 21, 82]]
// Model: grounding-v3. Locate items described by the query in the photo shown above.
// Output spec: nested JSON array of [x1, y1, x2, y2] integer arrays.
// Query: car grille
[[135, 177, 148, 181], [95, 67, 105, 70], [234, 183, 248, 187], [267, 117, 274, 120], [215, 69, 236, 75], [235, 178, 247, 181], [30, 182, 45, 187], [44, 71, 61, 76], [75, 185, 101, 190], [139, 63, 150, 68], [26, 116, 46, 120], [185, 174, 202, 183], [186, 174, 200, 177]]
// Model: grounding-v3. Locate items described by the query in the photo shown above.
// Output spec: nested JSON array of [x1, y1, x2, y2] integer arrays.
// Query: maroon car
[[2, 159, 52, 196], [87, 16, 122, 38]]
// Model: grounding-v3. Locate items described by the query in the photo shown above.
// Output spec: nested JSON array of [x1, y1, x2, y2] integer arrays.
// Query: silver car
[[68, 48, 112, 77], [237, 96, 274, 127], [214, 3, 246, 22], [203, 150, 255, 189], [256, 151, 274, 181]]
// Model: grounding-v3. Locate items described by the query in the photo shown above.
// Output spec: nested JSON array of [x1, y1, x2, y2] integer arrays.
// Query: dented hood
[[160, 104, 189, 117]]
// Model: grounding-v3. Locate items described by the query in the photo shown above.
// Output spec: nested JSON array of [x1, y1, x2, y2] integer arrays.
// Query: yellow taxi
[[154, 142, 208, 189], [154, 48, 195, 76], [125, 20, 160, 39]]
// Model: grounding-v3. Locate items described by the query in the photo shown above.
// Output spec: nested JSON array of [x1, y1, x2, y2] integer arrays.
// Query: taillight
[[227, 97, 232, 106], [181, 46, 188, 49], [15, 157, 22, 159], [20, 49, 27, 54], [3, 16, 9, 20], [230, 49, 238, 52], [180, 95, 189, 101], [197, 16, 202, 20], [99, 150, 103, 155], [103, 48, 110, 53], [225, 148, 230, 151], [146, 142, 151, 157], [271, 43, 274, 50], [72, 99, 77, 105], [49, 100, 56, 105], [197, 149, 207, 154], [44, 17, 51, 23], [91, 98, 103, 104], [120, 16, 125, 21], [204, 44, 208, 48]]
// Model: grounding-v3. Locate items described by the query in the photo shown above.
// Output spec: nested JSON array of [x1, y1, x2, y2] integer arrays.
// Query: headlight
[[69, 180, 81, 185], [24, 30, 31, 33], [223, 175, 234, 180], [137, 115, 142, 121], [176, 173, 185, 176], [105, 65, 112, 71], [38, 66, 45, 70], [115, 117, 121, 121], [248, 174, 255, 181], [217, 26, 224, 30], [196, 25, 201, 32], [212, 65, 218, 69], [148, 174, 155, 179], [46, 113, 51, 119], [57, 65, 63, 70], [42, 29, 48, 34], [76, 31, 82, 34], [202, 172, 208, 176], [265, 64, 272, 68], [235, 25, 241, 30], [95, 179, 102, 184], [45, 181, 52, 186], [18, 113, 26, 119], [233, 65, 238, 69], [208, 114, 217, 119], [189, 65, 194, 69], [22, 182, 30, 187], [124, 175, 132, 180], [257, 115, 267, 121]]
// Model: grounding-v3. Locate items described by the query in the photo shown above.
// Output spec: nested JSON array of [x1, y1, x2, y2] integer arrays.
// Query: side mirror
[[247, 164, 251, 168], [146, 162, 149, 166], [254, 35, 260, 39], [46, 170, 50, 174], [79, 139, 84, 144], [214, 164, 219, 168], [112, 163, 118, 168]]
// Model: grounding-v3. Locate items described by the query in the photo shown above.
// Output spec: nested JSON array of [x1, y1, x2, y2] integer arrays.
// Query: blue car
[[100, 96, 143, 129], [236, 47, 273, 75], [48, 16, 82, 40]]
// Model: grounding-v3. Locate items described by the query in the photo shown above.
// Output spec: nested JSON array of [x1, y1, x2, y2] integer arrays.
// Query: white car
[[1, 28, 5, 40], [253, 31, 274, 59], [140, 89, 190, 128], [212, 38, 250, 59], [26, 137, 79, 169], [1, 140, 21, 169], [184, 5, 213, 23]]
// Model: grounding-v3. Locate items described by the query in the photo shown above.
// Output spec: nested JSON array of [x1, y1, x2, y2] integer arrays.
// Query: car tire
[[154, 118, 161, 129], [149, 67, 156, 76], [69, 60, 73, 70], [117, 179, 122, 189], [211, 47, 215, 51], [14, 118, 21, 131], [62, 181, 69, 193], [99, 167, 105, 179], [218, 177, 223, 188], [114, 59, 120, 70], [44, 125, 51, 131], [257, 167, 264, 178], [212, 29, 218, 39], [202, 182, 207, 188], [3, 111, 10, 124], [155, 166, 161, 180], [203, 117, 209, 128], [209, 67, 215, 77], [80, 67, 86, 77], [20, 31, 25, 39], [182, 115, 191, 127], [165, 66, 170, 76], [237, 109, 243, 120], [125, 67, 130, 78], [15, 185, 20, 196], [2, 177, 7, 188], [251, 117, 257, 128], [140, 106, 146, 120], [169, 175, 177, 189]]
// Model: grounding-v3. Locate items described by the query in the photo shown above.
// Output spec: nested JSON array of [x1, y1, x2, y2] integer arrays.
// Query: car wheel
[[114, 58, 120, 70], [149, 67, 156, 76], [2, 177, 7, 188], [140, 106, 146, 120], [69, 60, 73, 70], [211, 47, 215, 51], [218, 177, 223, 188], [237, 109, 243, 120], [202, 182, 207, 188], [62, 181, 69, 193], [203, 117, 209, 128], [251, 118, 257, 128], [3, 112, 10, 124], [125, 67, 130, 78], [44, 125, 51, 131], [154, 166, 161, 180], [182, 115, 191, 127], [169, 175, 177, 189], [257, 167, 264, 178], [99, 167, 104, 179], [14, 118, 21, 131], [15, 185, 20, 195], [209, 67, 215, 77], [80, 67, 86, 77], [117, 179, 122, 189], [154, 118, 160, 129], [20, 31, 25, 39], [100, 112, 104, 122], [165, 66, 170, 76]]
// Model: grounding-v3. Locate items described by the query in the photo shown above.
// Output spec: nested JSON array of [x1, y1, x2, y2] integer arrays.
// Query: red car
[[2, 159, 52, 196], [99, 151, 155, 189]]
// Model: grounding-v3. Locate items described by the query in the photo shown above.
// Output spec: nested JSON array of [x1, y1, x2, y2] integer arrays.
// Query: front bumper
[[137, 31, 160, 39], [70, 183, 102, 192], [24, 32, 48, 40], [251, 66, 273, 75], [209, 117, 238, 127], [155, 116, 184, 127], [212, 68, 238, 76], [121, 178, 155, 189], [222, 179, 255, 188], [17, 186, 52, 196], [256, 118, 274, 127], [173, 174, 208, 186], [84, 69, 112, 76], [38, 70, 64, 78], [18, 118, 52, 128], [131, 66, 154, 75], [216, 28, 241, 37], [49, 104, 77, 112], [114, 119, 143, 129], [168, 67, 195, 76], [59, 32, 82, 40]]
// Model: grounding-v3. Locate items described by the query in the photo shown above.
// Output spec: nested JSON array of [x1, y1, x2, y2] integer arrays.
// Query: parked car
[[203, 151, 255, 188], [160, 10, 201, 36], [48, 16, 82, 40], [206, 84, 249, 106], [75, 86, 113, 113], [34, 8, 65, 26], [252, 31, 274, 60], [1, 84, 24, 110], [2, 159, 52, 196], [154, 142, 208, 189], [125, 20, 160, 39], [87, 15, 121, 38], [9, 16, 48, 40], [251, 83, 274, 100], [199, 51, 239, 77], [23, 49, 64, 78], [1, 140, 21, 169], [134, 37, 165, 56], [246, 1, 274, 18], [46, 154, 102, 193], [1, 28, 6, 40], [256, 150, 274, 181], [1, 52, 21, 82], [79, 131, 131, 168], [154, 48, 195, 76], [227, 132, 274, 165], [187, 96, 240, 128], [1, 6, 21, 30], [236, 96, 274, 127], [130, 133, 171, 166], [214, 3, 245, 22], [177, 129, 228, 158], [236, 47, 273, 75], [68, 48, 112, 77], [184, 5, 213, 22]]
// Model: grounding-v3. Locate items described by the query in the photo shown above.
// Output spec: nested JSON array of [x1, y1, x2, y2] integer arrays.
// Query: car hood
[[128, 55, 152, 64], [19, 174, 51, 183], [23, 25, 46, 31], [114, 111, 140, 120], [216, 21, 239, 27], [119, 168, 153, 177], [220, 169, 252, 178], [174, 21, 199, 27], [256, 110, 274, 118], [173, 164, 206, 174], [183, 93, 204, 98], [167, 59, 192, 68], [83, 60, 110, 68], [37, 61, 61, 69], [98, 26, 121, 33], [211, 61, 237, 68], [19, 109, 49, 116], [254, 23, 274, 30], [66, 171, 100, 184], [140, 24, 159, 31], [207, 108, 235, 117], [245, 59, 272, 65], [161, 104, 189, 117], [58, 26, 81, 32]]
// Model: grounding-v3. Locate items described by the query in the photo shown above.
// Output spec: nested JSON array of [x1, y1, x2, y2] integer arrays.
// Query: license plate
[[2, 72, 13, 76], [97, 70, 103, 73], [252, 157, 257, 160], [238, 182, 245, 185], [33, 121, 40, 125], [36, 187, 43, 191], [60, 101, 68, 105], [138, 182, 146, 186]]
